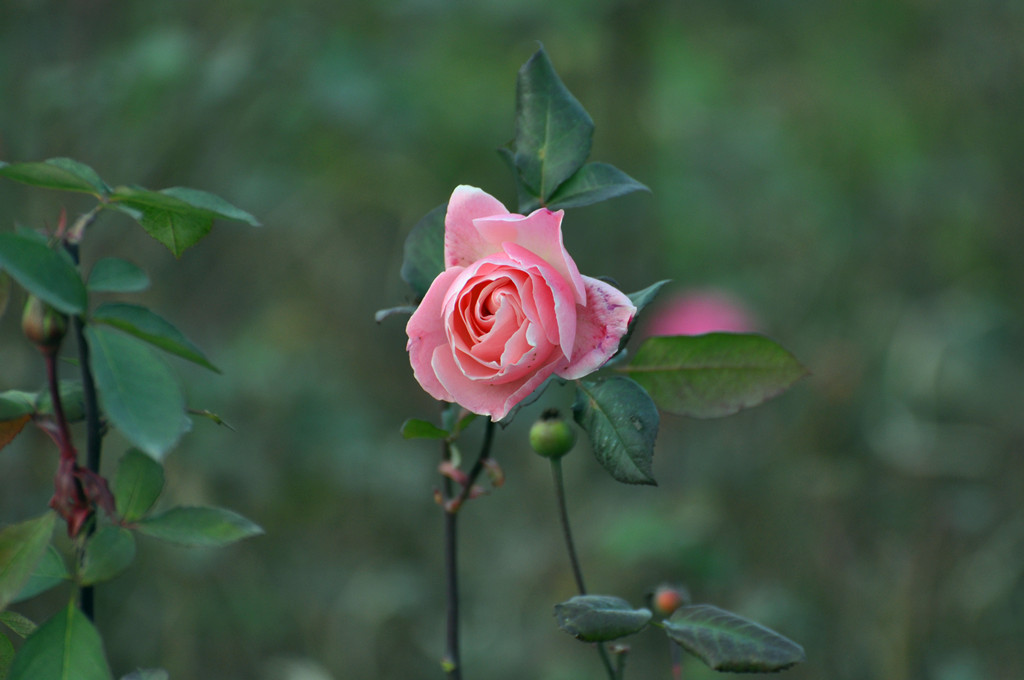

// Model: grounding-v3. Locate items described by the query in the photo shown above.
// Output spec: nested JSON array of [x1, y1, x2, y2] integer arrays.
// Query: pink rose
[[406, 186, 636, 421]]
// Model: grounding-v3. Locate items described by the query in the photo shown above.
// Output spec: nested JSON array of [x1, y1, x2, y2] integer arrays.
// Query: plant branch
[[63, 222, 104, 622], [71, 316, 102, 475], [549, 457, 586, 594], [450, 419, 496, 511], [549, 457, 618, 679], [442, 441, 461, 679], [43, 352, 75, 461], [440, 417, 498, 678]]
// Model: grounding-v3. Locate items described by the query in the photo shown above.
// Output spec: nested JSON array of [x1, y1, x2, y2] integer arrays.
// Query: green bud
[[22, 295, 67, 350], [530, 408, 577, 459]]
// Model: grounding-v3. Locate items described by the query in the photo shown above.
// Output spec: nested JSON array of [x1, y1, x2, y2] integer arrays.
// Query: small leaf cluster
[[555, 594, 806, 674], [0, 158, 260, 257], [0, 161, 262, 679]]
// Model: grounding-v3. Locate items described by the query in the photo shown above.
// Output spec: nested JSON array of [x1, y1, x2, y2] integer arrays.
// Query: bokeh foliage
[[2, 1, 1022, 679]]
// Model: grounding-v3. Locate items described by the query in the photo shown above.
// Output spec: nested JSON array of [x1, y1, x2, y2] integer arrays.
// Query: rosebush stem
[[671, 641, 683, 680], [549, 458, 586, 594], [549, 457, 617, 679], [452, 419, 496, 509], [441, 418, 496, 678], [65, 239, 103, 621], [443, 457, 460, 679], [43, 352, 74, 460]]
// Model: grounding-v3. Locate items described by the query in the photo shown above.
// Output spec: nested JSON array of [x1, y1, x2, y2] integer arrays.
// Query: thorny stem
[[549, 457, 618, 679], [43, 352, 75, 460], [451, 419, 496, 510], [64, 229, 104, 622], [442, 440, 461, 679], [72, 316, 102, 484], [441, 417, 497, 678]]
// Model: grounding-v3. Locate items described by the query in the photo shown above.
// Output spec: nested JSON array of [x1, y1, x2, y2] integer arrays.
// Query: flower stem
[[442, 458, 460, 679], [671, 640, 684, 680], [64, 238, 103, 622], [441, 418, 497, 678], [549, 457, 617, 679], [549, 458, 586, 594], [43, 352, 75, 461]]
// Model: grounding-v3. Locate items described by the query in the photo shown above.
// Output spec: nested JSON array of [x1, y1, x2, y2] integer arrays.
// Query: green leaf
[[113, 449, 165, 522], [84, 326, 188, 461], [0, 234, 87, 315], [119, 671, 169, 680], [613, 279, 672, 357], [546, 163, 649, 210], [400, 203, 446, 299], [0, 512, 56, 612], [8, 603, 113, 680], [1, 633, 13, 680], [159, 187, 260, 226], [79, 527, 135, 586], [136, 507, 263, 548], [663, 604, 806, 673], [0, 158, 110, 196], [620, 334, 808, 418], [110, 186, 257, 257], [0, 392, 34, 422], [400, 418, 449, 440], [92, 303, 219, 372], [573, 377, 658, 485], [12, 547, 68, 604], [627, 279, 672, 315], [0, 611, 37, 639], [86, 258, 150, 293], [496, 147, 542, 214], [374, 305, 416, 323], [514, 46, 594, 203], [554, 595, 652, 642]]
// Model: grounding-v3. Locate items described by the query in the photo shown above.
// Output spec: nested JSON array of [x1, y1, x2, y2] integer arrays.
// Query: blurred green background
[[2, 1, 1022, 678]]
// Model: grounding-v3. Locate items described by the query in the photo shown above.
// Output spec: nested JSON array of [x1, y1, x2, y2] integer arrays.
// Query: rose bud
[[22, 295, 67, 351], [650, 584, 691, 617], [529, 408, 576, 459]]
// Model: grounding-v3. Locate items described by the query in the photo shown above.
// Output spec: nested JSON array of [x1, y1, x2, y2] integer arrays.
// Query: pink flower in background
[[407, 186, 636, 421], [645, 288, 757, 337]]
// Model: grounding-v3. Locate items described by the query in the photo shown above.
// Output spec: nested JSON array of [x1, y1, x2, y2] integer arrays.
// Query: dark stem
[[43, 352, 74, 460], [443, 451, 461, 679], [441, 418, 497, 678], [615, 649, 627, 680], [64, 238, 103, 622], [549, 457, 617, 679], [452, 419, 496, 509], [549, 457, 586, 594], [72, 316, 102, 475], [74, 317, 101, 622], [671, 641, 683, 680]]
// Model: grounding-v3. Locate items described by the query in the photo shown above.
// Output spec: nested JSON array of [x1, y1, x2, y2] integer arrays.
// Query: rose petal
[[406, 267, 465, 402], [432, 344, 562, 421], [502, 242, 578, 359], [444, 185, 509, 268], [556, 276, 636, 380], [473, 209, 586, 304]]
